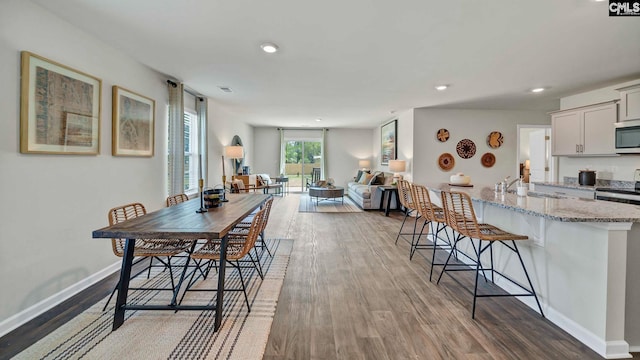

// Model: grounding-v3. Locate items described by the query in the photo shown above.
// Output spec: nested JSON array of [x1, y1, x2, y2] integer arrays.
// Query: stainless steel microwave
[[615, 119, 640, 153]]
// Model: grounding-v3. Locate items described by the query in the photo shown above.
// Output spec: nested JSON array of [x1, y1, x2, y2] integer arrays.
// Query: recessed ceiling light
[[260, 43, 279, 53], [218, 86, 232, 93], [315, 118, 322, 122], [531, 87, 545, 93], [435, 85, 448, 91]]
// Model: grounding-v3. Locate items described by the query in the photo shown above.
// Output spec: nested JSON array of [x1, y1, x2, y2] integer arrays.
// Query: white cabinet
[[551, 101, 617, 156], [618, 84, 640, 121]]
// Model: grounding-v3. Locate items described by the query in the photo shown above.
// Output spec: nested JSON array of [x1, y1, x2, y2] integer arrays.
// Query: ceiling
[[33, 0, 640, 129]]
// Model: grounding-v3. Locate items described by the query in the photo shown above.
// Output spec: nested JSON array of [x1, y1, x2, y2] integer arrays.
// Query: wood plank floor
[[263, 194, 634, 360], [1, 193, 638, 359]]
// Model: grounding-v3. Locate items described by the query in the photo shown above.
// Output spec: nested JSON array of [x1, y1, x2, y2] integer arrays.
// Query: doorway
[[284, 140, 322, 192], [517, 125, 556, 184]]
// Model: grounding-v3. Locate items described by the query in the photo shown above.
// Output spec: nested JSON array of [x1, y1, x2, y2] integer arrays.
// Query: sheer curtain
[[196, 96, 208, 185], [321, 128, 328, 179], [167, 81, 184, 196], [279, 128, 285, 176]]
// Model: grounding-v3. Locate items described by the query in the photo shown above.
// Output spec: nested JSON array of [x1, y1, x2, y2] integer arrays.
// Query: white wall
[[413, 108, 549, 185], [372, 110, 415, 180], [556, 78, 640, 182], [207, 101, 253, 187], [252, 127, 374, 188], [0, 0, 170, 327]]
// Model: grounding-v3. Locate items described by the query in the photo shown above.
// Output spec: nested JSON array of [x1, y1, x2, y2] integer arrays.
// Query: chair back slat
[[441, 191, 481, 238], [108, 203, 147, 256], [166, 193, 189, 207], [397, 179, 414, 210], [411, 184, 443, 222]]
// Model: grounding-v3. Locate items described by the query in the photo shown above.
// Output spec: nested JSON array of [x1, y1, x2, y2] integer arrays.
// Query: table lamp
[[224, 145, 244, 180], [358, 159, 371, 171], [388, 159, 406, 182]]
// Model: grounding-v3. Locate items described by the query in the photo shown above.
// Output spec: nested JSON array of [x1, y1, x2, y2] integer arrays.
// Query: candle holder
[[196, 179, 208, 213]]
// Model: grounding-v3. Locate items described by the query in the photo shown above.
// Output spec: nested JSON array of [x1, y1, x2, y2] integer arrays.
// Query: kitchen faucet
[[502, 176, 520, 191]]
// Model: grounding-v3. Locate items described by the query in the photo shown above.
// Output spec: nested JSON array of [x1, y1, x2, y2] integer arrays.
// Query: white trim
[[0, 261, 120, 338]]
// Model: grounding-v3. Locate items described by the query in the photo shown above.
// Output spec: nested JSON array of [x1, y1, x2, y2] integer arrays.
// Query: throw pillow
[[361, 173, 374, 185], [355, 170, 364, 182], [368, 171, 384, 185], [356, 170, 370, 183], [256, 175, 266, 187]]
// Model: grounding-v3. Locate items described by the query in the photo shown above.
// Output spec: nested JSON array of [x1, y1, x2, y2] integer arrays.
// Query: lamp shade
[[388, 159, 406, 173], [358, 159, 371, 169], [224, 145, 244, 159], [524, 159, 530, 169]]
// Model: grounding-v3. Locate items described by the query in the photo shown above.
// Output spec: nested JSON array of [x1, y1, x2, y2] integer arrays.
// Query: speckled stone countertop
[[425, 183, 640, 223], [531, 182, 598, 191], [532, 177, 635, 191]]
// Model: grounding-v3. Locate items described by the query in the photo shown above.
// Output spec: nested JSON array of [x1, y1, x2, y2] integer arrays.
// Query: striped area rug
[[14, 239, 292, 360], [298, 194, 363, 213]]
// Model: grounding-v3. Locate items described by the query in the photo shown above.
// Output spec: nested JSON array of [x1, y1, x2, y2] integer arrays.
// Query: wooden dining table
[[92, 193, 271, 331]]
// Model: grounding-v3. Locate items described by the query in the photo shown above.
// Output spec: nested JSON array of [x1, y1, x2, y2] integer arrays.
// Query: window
[[183, 111, 199, 194]]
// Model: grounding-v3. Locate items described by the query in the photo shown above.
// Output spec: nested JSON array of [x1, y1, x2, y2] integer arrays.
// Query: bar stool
[[394, 180, 419, 246], [410, 184, 453, 280], [437, 190, 544, 319]]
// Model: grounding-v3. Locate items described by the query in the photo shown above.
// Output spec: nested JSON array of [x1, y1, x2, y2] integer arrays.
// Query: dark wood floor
[[2, 193, 638, 359]]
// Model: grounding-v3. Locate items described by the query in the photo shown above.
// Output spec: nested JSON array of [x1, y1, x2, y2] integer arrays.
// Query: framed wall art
[[20, 51, 102, 154], [380, 119, 397, 165], [112, 86, 155, 157]]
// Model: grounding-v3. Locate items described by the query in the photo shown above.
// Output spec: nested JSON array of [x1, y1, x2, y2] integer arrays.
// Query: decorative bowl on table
[[449, 173, 471, 186]]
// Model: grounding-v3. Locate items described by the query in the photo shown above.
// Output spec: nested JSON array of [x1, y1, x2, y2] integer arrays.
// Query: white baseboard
[[0, 261, 120, 338]]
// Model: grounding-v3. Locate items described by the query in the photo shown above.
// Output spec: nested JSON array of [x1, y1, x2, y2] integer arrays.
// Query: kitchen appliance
[[595, 187, 640, 205], [578, 170, 596, 186], [615, 119, 640, 153]]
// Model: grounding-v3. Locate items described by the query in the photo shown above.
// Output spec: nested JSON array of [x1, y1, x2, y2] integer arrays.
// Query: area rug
[[298, 194, 363, 213], [14, 239, 292, 360]]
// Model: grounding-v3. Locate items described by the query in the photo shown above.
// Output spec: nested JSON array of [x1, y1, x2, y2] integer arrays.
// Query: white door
[[529, 129, 548, 183]]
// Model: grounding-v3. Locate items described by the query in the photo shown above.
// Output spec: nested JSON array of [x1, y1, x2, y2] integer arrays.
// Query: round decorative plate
[[436, 128, 450, 142], [481, 152, 496, 168], [438, 153, 455, 171], [487, 131, 504, 148], [456, 139, 476, 159]]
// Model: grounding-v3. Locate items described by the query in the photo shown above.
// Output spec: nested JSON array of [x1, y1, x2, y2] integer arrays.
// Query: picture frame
[[20, 51, 102, 154], [380, 119, 397, 165], [112, 86, 155, 157]]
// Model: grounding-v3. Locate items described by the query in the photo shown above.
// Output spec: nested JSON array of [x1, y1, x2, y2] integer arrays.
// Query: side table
[[274, 176, 289, 194], [377, 186, 400, 216]]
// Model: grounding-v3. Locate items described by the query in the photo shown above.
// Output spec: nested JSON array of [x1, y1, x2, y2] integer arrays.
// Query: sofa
[[347, 171, 398, 210]]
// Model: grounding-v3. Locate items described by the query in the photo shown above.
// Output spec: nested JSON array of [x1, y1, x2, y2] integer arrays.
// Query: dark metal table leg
[[385, 190, 393, 216], [214, 235, 228, 332], [113, 238, 135, 330]]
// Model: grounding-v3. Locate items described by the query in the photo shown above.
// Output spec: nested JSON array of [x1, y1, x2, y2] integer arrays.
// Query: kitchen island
[[425, 183, 640, 359]]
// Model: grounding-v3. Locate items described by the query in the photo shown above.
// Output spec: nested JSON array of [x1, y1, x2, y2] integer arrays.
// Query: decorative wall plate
[[436, 128, 450, 142], [487, 131, 504, 148], [438, 153, 455, 171], [481, 152, 496, 168], [456, 139, 476, 159]]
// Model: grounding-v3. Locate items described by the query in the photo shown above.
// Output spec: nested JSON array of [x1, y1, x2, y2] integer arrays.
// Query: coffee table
[[309, 186, 344, 204]]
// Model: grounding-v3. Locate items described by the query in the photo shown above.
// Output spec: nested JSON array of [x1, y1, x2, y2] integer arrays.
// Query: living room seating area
[[347, 170, 398, 210]]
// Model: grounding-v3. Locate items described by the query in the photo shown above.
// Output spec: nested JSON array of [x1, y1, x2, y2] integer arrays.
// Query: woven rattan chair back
[[166, 193, 189, 207], [260, 197, 274, 233], [191, 206, 266, 262], [411, 184, 444, 223], [441, 190, 483, 239], [108, 203, 147, 257], [397, 179, 415, 211]]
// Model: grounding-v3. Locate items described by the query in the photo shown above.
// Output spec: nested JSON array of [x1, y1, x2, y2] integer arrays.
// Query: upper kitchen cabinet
[[617, 84, 640, 121], [551, 101, 617, 156]]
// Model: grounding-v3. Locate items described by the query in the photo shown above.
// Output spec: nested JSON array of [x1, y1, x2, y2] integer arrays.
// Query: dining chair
[[102, 202, 192, 310], [229, 196, 275, 273], [305, 167, 321, 191], [410, 184, 453, 279], [166, 193, 189, 207], [187, 206, 267, 312], [437, 190, 544, 319], [394, 180, 419, 246]]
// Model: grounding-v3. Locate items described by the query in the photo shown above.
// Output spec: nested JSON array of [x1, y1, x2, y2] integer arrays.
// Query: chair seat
[[191, 240, 248, 260]]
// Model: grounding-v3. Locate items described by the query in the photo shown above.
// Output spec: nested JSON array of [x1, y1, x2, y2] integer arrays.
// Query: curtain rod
[[166, 80, 204, 100], [276, 127, 329, 131]]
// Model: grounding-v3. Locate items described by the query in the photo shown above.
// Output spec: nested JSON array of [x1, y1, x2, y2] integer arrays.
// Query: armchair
[[305, 167, 321, 191]]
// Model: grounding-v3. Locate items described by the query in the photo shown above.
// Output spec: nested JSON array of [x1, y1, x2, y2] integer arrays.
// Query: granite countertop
[[531, 182, 598, 191], [532, 177, 635, 191], [425, 183, 640, 223]]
